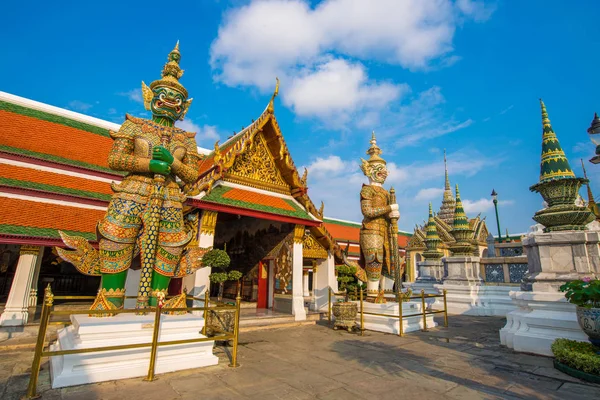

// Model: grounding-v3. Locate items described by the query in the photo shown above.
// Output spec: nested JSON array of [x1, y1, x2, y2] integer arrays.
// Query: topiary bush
[[335, 264, 364, 301], [551, 338, 600, 376]]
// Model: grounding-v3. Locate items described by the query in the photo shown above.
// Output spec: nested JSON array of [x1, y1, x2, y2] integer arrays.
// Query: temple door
[[256, 261, 268, 309]]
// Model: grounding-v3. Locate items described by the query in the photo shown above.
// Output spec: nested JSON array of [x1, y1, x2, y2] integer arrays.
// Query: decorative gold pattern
[[303, 234, 328, 259], [200, 210, 218, 236], [225, 133, 290, 193], [19, 245, 41, 256], [293, 225, 305, 244]]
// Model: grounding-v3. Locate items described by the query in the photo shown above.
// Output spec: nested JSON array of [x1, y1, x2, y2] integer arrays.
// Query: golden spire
[[147, 42, 188, 97], [360, 131, 386, 177], [444, 149, 450, 191], [438, 149, 456, 225], [366, 131, 386, 164]]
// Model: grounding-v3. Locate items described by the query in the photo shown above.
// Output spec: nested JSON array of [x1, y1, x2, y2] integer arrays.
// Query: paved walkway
[[2, 315, 600, 399]]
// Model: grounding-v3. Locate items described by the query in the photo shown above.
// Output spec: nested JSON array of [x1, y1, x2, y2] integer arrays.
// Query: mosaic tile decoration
[[499, 247, 523, 257], [509, 263, 529, 283], [485, 264, 505, 283]]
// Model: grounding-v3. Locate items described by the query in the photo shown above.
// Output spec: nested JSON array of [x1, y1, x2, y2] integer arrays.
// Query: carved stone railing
[[480, 242, 528, 285]]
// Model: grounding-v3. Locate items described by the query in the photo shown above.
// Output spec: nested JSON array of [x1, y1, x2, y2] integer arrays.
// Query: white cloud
[[305, 155, 355, 181], [462, 198, 514, 214], [360, 86, 473, 147], [176, 119, 221, 145], [456, 0, 497, 22], [118, 89, 143, 103], [67, 100, 93, 112], [210, 0, 495, 126], [283, 59, 407, 126], [415, 187, 445, 201]]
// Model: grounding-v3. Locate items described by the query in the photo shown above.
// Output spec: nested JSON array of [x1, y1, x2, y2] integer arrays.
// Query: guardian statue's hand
[[149, 160, 171, 176], [389, 210, 400, 219], [152, 146, 174, 165]]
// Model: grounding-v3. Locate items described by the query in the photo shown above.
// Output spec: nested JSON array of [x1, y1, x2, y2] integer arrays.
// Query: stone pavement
[[2, 315, 600, 400]]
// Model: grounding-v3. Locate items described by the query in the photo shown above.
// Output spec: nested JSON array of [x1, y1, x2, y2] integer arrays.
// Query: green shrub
[[202, 249, 231, 270], [209, 272, 229, 284], [551, 338, 600, 376], [559, 278, 600, 308], [228, 270, 243, 281]]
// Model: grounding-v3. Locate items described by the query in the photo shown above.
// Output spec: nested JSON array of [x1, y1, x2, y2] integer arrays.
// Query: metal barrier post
[[359, 288, 364, 336], [443, 289, 448, 328], [144, 303, 162, 381], [26, 284, 54, 399], [328, 287, 332, 326], [421, 289, 427, 332], [202, 290, 209, 336], [229, 291, 241, 368], [398, 292, 403, 337]]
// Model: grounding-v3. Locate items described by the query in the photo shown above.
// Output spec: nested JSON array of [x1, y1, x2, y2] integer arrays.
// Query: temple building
[[405, 152, 489, 281], [0, 90, 411, 326]]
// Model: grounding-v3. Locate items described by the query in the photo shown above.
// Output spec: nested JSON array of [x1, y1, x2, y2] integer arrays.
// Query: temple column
[[185, 210, 218, 313], [302, 270, 310, 297], [28, 248, 43, 308], [1, 245, 43, 326], [314, 251, 336, 311], [292, 225, 307, 321]]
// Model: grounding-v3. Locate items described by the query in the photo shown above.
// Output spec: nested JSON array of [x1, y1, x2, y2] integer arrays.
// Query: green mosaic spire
[[452, 184, 469, 231], [538, 100, 575, 184], [449, 184, 474, 256], [423, 203, 443, 260], [426, 203, 438, 239]]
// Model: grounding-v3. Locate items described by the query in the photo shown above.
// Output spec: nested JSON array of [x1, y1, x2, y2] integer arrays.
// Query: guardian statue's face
[[150, 86, 187, 121], [370, 162, 388, 184]]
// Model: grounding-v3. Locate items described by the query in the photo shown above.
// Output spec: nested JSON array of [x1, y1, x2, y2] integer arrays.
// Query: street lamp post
[[491, 189, 502, 243], [587, 112, 600, 164]]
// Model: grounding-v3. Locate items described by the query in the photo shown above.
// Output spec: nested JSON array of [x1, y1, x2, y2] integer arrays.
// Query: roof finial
[[444, 149, 450, 191], [581, 158, 596, 207], [267, 77, 280, 113]]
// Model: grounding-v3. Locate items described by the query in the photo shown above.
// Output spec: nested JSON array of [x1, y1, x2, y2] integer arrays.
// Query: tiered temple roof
[[0, 90, 412, 261], [406, 159, 489, 255]]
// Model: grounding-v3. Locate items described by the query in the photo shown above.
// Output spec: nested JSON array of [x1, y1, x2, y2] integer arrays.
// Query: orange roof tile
[[0, 110, 113, 169], [222, 188, 295, 211], [0, 163, 113, 197], [0, 197, 105, 234]]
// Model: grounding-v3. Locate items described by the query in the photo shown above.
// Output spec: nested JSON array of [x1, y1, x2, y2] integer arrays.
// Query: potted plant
[[332, 264, 361, 332], [204, 249, 242, 303], [559, 277, 600, 347]]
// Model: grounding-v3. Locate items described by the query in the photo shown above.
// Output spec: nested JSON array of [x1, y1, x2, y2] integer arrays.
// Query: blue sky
[[2, 0, 600, 234]]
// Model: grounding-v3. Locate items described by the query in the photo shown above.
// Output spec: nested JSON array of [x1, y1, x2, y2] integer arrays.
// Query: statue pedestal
[[354, 301, 436, 335], [405, 260, 443, 294], [435, 256, 516, 316], [499, 291, 586, 356], [50, 313, 218, 388], [499, 231, 598, 356]]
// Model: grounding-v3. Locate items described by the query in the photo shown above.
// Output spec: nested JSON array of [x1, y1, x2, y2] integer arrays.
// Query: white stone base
[[435, 283, 517, 316], [50, 313, 218, 388], [354, 301, 437, 335], [499, 291, 587, 356], [403, 280, 439, 295]]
